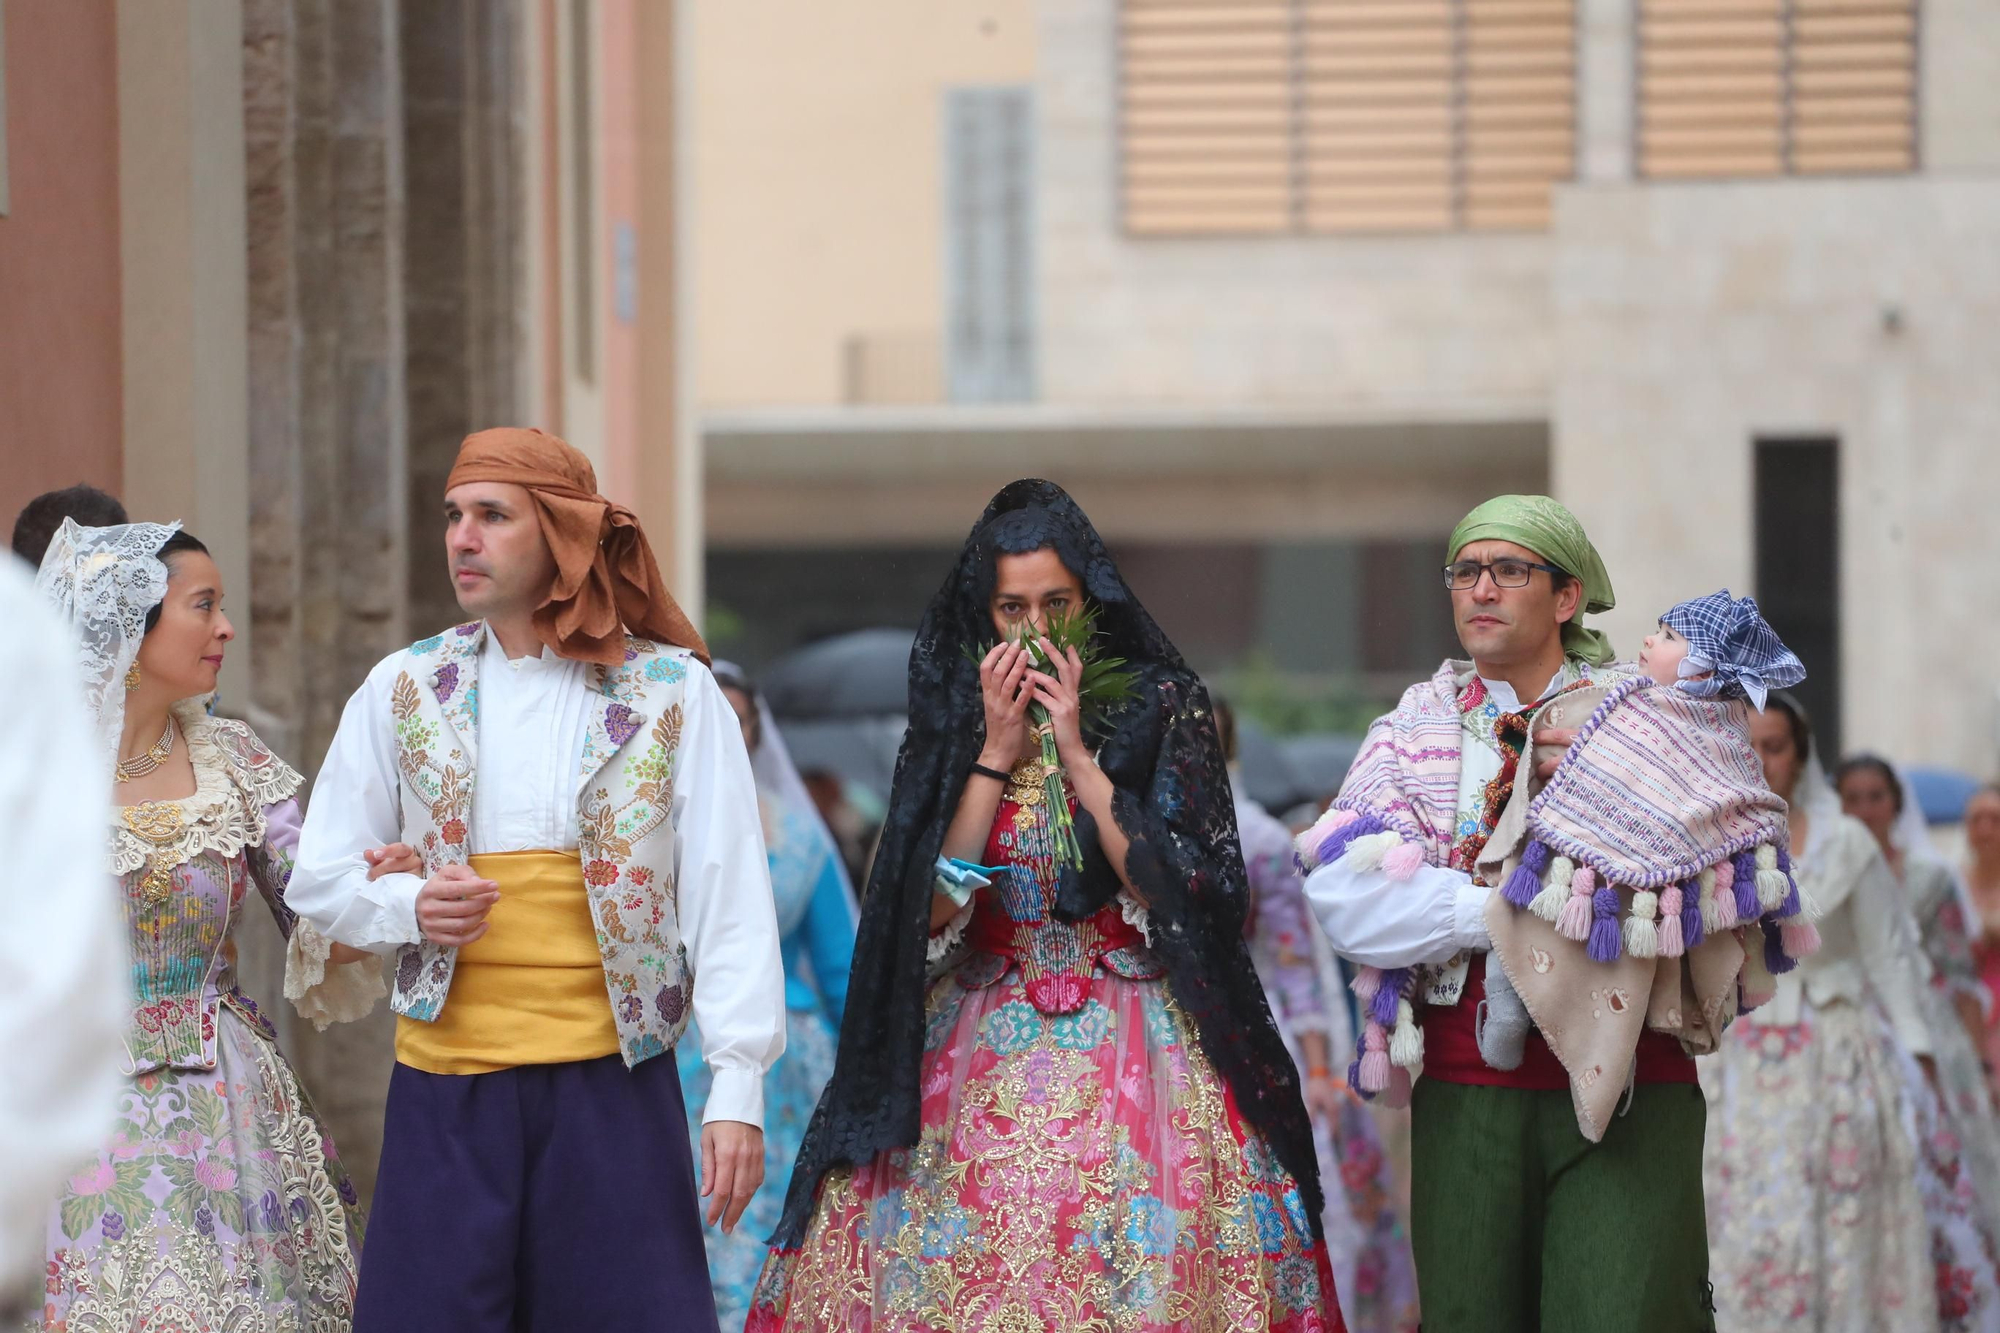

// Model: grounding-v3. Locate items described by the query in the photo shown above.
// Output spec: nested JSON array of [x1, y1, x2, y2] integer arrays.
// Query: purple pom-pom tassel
[[1369, 969, 1406, 1028], [1778, 877, 1802, 919], [1587, 886, 1623, 963], [1680, 878, 1704, 950], [1731, 851, 1760, 921], [1776, 846, 1792, 874], [1346, 1058, 1368, 1099], [1316, 812, 1387, 868], [1501, 840, 1551, 910], [1762, 919, 1797, 975]]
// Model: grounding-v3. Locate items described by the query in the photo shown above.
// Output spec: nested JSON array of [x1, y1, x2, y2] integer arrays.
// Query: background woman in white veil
[[1704, 692, 2000, 1332], [1836, 756, 2000, 1277], [1837, 756, 1990, 1054], [676, 662, 856, 1331]]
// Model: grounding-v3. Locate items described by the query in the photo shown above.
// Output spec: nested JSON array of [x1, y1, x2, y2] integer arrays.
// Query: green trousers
[[1409, 1080, 1716, 1333]]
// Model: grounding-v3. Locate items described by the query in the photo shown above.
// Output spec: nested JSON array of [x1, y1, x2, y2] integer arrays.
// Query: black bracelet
[[968, 762, 1011, 784]]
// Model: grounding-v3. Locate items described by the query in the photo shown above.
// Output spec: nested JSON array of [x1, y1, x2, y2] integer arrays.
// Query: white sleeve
[[673, 666, 787, 1128], [0, 574, 126, 1284], [289, 658, 426, 953], [1303, 855, 1490, 970]]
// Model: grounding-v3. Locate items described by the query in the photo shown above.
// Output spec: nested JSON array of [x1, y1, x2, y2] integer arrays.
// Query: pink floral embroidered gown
[[746, 787, 1343, 1333]]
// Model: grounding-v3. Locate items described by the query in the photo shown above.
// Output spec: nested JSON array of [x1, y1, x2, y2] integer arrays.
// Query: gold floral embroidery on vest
[[579, 702, 684, 921]]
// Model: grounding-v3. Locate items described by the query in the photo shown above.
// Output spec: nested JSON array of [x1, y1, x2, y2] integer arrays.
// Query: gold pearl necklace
[[116, 716, 178, 782]]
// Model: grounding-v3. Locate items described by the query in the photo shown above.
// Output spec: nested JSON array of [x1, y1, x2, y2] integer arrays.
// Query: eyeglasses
[[1441, 558, 1568, 591]]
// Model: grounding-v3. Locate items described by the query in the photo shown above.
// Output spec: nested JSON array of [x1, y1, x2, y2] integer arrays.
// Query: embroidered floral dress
[[746, 787, 1342, 1333], [32, 705, 379, 1333], [1702, 805, 2000, 1333]]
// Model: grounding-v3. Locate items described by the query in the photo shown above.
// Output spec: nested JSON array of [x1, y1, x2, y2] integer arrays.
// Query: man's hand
[[415, 863, 501, 948], [700, 1120, 766, 1233], [1534, 726, 1578, 782], [364, 843, 423, 881]]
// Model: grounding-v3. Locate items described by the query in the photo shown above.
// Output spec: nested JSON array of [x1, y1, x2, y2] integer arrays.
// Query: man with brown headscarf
[[292, 429, 785, 1333]]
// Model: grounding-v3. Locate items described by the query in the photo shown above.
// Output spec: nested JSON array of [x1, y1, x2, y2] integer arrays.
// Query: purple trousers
[[354, 1053, 721, 1333]]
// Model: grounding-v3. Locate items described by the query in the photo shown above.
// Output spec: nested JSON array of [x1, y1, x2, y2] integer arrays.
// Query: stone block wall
[[1551, 176, 2000, 774]]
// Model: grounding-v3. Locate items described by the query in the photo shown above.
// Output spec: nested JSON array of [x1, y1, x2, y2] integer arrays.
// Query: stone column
[[241, 0, 529, 1208], [402, 0, 528, 637], [244, 0, 411, 1207]]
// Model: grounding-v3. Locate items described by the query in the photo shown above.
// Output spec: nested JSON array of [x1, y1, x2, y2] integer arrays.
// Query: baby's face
[[1639, 621, 1692, 687]]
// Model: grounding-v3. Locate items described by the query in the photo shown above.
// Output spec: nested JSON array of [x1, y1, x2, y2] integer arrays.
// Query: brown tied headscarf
[[445, 427, 709, 666]]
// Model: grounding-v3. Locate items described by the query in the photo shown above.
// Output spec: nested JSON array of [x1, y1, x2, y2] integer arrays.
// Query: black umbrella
[[1281, 733, 1363, 811], [760, 628, 917, 721], [1233, 716, 1310, 813], [772, 716, 908, 806]]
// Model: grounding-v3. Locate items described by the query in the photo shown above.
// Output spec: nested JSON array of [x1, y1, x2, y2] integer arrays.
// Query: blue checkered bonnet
[[1659, 590, 1806, 711]]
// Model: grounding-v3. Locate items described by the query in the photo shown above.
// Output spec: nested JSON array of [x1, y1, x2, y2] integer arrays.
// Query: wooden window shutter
[[1119, 0, 1577, 236], [1636, 0, 1918, 179]]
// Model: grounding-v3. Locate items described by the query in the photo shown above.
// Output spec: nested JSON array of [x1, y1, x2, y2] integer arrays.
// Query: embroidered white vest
[[385, 622, 695, 1066]]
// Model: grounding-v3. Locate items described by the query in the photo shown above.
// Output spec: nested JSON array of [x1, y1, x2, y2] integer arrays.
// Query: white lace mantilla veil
[[34, 518, 183, 767], [714, 658, 858, 915], [1887, 759, 1983, 927], [1795, 736, 1933, 966]]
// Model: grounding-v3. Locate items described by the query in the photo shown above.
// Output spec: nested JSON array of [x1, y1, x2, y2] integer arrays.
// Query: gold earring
[[125, 663, 142, 691]]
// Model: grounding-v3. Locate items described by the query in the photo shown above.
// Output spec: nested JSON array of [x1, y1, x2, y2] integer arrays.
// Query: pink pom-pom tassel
[[1657, 887, 1686, 958], [1382, 839, 1426, 882], [1556, 866, 1596, 942], [1297, 807, 1356, 860], [1781, 919, 1821, 959], [1711, 868, 1740, 929], [1350, 966, 1383, 1003], [1357, 1024, 1391, 1093]]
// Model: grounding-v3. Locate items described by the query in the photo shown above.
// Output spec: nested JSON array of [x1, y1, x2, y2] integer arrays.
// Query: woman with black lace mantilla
[[748, 481, 1342, 1332]]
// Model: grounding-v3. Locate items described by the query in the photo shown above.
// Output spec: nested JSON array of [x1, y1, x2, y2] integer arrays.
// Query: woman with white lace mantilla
[[28, 519, 398, 1333], [750, 480, 1343, 1332]]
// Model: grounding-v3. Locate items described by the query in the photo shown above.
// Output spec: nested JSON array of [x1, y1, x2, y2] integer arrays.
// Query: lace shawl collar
[[108, 701, 303, 876]]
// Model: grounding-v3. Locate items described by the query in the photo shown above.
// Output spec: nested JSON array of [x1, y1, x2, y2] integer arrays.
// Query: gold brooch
[[122, 802, 188, 903]]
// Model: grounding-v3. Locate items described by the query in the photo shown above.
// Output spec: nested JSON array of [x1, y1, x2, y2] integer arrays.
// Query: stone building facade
[[694, 0, 2000, 773]]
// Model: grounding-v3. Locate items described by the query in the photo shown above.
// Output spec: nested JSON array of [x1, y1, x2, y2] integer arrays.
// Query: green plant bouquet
[[966, 605, 1139, 869]]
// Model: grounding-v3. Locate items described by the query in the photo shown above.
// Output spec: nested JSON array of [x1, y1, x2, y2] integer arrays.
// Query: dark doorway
[[1755, 437, 1841, 756]]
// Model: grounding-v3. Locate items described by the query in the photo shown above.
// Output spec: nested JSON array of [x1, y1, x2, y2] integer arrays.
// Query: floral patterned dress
[[31, 707, 376, 1333], [1237, 791, 1418, 1333], [678, 798, 854, 1332], [1702, 809, 2000, 1332], [747, 787, 1342, 1332]]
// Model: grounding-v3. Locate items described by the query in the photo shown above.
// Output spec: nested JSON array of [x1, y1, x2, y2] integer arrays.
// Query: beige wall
[[529, 0, 694, 600], [1551, 177, 2000, 774], [0, 0, 124, 526], [686, 0, 1032, 408], [1923, 0, 2000, 172]]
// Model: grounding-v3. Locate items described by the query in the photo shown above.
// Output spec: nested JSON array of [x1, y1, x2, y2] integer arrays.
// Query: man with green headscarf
[[1302, 495, 1715, 1333]]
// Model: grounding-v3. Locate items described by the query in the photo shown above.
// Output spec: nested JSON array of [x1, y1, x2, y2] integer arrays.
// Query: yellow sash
[[395, 851, 620, 1075]]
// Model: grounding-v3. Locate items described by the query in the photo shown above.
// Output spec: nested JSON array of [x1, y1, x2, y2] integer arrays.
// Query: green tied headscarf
[[1448, 494, 1617, 666]]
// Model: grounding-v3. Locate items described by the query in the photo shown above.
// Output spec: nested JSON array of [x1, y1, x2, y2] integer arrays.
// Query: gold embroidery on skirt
[[760, 980, 1304, 1332]]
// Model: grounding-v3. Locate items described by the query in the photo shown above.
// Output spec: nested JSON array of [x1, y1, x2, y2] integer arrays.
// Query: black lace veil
[[772, 479, 1323, 1245]]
